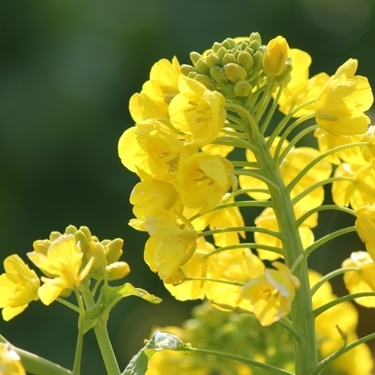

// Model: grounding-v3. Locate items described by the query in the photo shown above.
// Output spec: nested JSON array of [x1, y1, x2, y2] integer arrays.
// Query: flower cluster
[[0, 225, 129, 319], [119, 31, 375, 374]]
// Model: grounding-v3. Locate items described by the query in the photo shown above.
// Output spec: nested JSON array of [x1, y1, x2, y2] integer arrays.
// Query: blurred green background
[[1, 0, 375, 373]]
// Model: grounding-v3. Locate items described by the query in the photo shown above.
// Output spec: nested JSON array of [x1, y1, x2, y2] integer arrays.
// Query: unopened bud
[[180, 64, 196, 76], [190, 51, 203, 66], [221, 82, 236, 98], [249, 32, 262, 48], [237, 51, 254, 70], [205, 53, 220, 68], [234, 80, 252, 97], [106, 238, 124, 263], [263, 36, 289, 77], [224, 63, 248, 83], [194, 74, 216, 90], [210, 66, 228, 85], [221, 38, 237, 50], [216, 46, 227, 61], [221, 53, 236, 66], [107, 261, 130, 281], [195, 58, 210, 75]]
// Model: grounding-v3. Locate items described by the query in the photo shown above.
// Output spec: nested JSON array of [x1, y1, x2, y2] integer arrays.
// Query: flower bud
[[221, 53, 236, 66], [210, 66, 228, 85], [234, 80, 252, 97], [216, 46, 227, 60], [205, 53, 220, 68], [106, 261, 130, 281], [194, 74, 216, 90], [221, 82, 236, 98], [263, 36, 289, 77], [180, 64, 196, 76], [190, 51, 203, 66], [106, 238, 124, 263], [195, 58, 210, 75], [224, 63, 248, 83], [237, 51, 254, 70]]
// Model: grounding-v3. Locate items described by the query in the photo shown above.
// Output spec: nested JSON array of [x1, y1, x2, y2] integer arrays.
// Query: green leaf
[[82, 283, 162, 333], [121, 331, 189, 375]]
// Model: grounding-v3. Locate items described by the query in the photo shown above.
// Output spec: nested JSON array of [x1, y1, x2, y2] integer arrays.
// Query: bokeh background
[[1, 0, 375, 373]]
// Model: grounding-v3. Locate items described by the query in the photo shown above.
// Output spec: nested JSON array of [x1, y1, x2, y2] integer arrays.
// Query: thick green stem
[[252, 124, 319, 374]]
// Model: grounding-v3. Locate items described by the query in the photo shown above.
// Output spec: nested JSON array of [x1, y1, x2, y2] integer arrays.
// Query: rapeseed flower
[[0, 344, 26, 375], [355, 205, 375, 259], [0, 255, 39, 321]]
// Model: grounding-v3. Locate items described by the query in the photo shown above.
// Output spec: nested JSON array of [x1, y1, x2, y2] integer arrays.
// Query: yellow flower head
[[205, 248, 265, 312], [277, 49, 329, 117], [144, 208, 198, 280], [0, 255, 39, 321], [129, 57, 181, 122], [332, 164, 375, 210], [169, 75, 226, 147], [356, 205, 375, 260], [263, 36, 289, 77], [342, 251, 375, 307], [0, 344, 26, 375], [175, 152, 234, 212], [241, 262, 300, 326], [28, 234, 93, 305], [315, 58, 373, 136]]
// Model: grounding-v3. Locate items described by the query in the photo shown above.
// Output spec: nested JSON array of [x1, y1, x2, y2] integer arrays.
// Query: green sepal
[[122, 331, 189, 375], [82, 283, 162, 333]]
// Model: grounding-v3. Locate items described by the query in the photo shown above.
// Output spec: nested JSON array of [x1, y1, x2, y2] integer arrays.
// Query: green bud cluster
[[181, 32, 267, 101], [169, 302, 295, 374], [46, 225, 129, 281]]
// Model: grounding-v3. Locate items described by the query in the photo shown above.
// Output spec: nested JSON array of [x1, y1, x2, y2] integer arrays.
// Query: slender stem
[[314, 292, 375, 318], [305, 226, 357, 257], [199, 226, 285, 240], [309, 332, 375, 375], [56, 297, 80, 313], [184, 277, 244, 287], [234, 169, 280, 193], [294, 204, 356, 229], [72, 290, 85, 375], [205, 242, 283, 257], [79, 284, 120, 375], [0, 335, 73, 375], [260, 83, 282, 135], [185, 347, 294, 375], [310, 267, 360, 297]]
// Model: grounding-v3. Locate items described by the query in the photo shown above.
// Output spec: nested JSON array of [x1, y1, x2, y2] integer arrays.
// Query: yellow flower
[[356, 205, 375, 259], [314, 128, 366, 165], [241, 262, 300, 326], [28, 235, 94, 305], [164, 238, 213, 301], [342, 251, 375, 307], [144, 208, 198, 280], [332, 163, 375, 210], [0, 255, 39, 321], [0, 344, 26, 375], [130, 179, 180, 221], [205, 248, 265, 312], [175, 152, 234, 212], [254, 204, 317, 261], [263, 36, 289, 77], [169, 75, 226, 147], [129, 57, 181, 122], [277, 49, 329, 117], [315, 58, 373, 135]]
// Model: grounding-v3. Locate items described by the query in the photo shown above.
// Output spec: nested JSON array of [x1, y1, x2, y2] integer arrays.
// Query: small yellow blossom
[[205, 248, 265, 312], [355, 205, 375, 259], [332, 163, 375, 210], [315, 59, 373, 136], [277, 49, 329, 117], [129, 57, 181, 122], [144, 208, 198, 280], [169, 75, 226, 147], [28, 235, 94, 305], [263, 36, 289, 77], [314, 128, 366, 165], [175, 152, 234, 212], [342, 251, 375, 307], [0, 344, 26, 375], [0, 255, 39, 321], [241, 262, 300, 326], [254, 204, 317, 261]]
